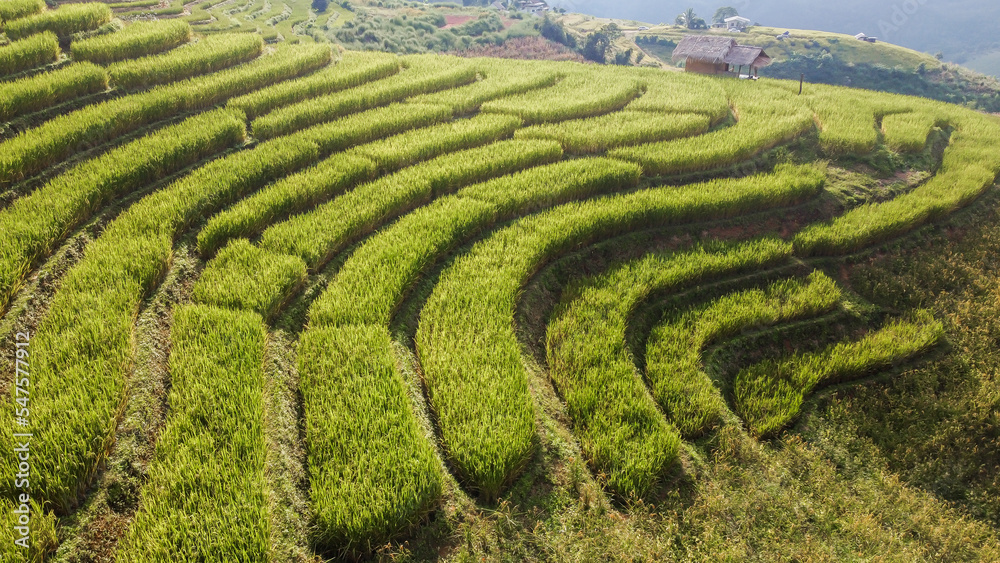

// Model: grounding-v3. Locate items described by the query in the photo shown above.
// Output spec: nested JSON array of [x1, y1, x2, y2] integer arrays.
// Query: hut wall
[[685, 59, 728, 75]]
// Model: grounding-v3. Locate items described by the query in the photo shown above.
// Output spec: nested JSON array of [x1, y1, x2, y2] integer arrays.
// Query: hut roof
[[672, 35, 772, 68], [671, 36, 736, 64], [724, 16, 751, 24], [724, 45, 772, 67]]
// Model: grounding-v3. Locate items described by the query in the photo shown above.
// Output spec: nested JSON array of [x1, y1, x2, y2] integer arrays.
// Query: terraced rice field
[[2, 10, 1000, 562]]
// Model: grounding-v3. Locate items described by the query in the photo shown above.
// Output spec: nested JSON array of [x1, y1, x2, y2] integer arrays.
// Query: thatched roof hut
[[671, 35, 772, 76]]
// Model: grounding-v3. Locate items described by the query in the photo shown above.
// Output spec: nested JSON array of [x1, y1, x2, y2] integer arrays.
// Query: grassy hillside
[[546, 0, 1000, 68], [1, 9, 1000, 563]]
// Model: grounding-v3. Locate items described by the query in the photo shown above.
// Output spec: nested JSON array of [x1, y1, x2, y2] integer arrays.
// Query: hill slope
[[549, 0, 1000, 67], [557, 15, 1000, 112]]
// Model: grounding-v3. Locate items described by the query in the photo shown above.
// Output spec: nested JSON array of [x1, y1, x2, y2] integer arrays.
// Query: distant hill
[[549, 0, 1000, 71]]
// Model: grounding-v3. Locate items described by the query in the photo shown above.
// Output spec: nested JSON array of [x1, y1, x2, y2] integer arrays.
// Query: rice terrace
[[1, 0, 1000, 560]]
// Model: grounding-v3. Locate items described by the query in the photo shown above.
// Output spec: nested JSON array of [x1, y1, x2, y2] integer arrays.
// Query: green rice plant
[[646, 271, 841, 438], [193, 239, 306, 321], [198, 103, 462, 256], [183, 8, 212, 23], [3, 3, 111, 39], [625, 68, 730, 122], [514, 110, 710, 153], [108, 0, 161, 8], [198, 154, 375, 256], [480, 70, 643, 124], [0, 129, 323, 511], [415, 164, 824, 498], [0, 232, 173, 511], [0, 107, 245, 313], [734, 311, 943, 437], [0, 498, 57, 562], [0, 43, 329, 183], [311, 157, 637, 329], [251, 54, 476, 140], [117, 304, 271, 561], [150, 5, 184, 15], [0, 0, 44, 22], [260, 138, 563, 269], [298, 325, 442, 552], [795, 86, 920, 155], [107, 33, 263, 90], [0, 62, 108, 121], [295, 103, 452, 155], [546, 239, 792, 498], [610, 82, 815, 176], [70, 20, 192, 64], [0, 31, 59, 77], [343, 112, 521, 172], [407, 59, 559, 115], [809, 94, 881, 155], [794, 110, 1000, 256], [882, 110, 945, 153], [228, 50, 400, 119]]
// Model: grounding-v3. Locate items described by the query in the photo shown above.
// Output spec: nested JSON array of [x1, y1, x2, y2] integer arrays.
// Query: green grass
[[198, 153, 375, 256], [794, 110, 1000, 256], [3, 3, 110, 39], [408, 59, 560, 115], [0, 107, 246, 313], [882, 110, 946, 153], [0, 0, 44, 22], [312, 156, 632, 328], [3, 47, 1000, 559], [0, 117, 332, 512]]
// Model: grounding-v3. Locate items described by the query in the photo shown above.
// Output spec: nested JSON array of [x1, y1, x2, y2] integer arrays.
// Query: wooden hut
[[671, 35, 772, 77]]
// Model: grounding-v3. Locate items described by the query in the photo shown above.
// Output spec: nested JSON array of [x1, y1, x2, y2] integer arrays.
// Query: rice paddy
[[1, 17, 998, 561]]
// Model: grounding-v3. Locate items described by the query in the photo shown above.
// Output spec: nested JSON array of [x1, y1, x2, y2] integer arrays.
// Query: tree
[[312, 0, 328, 12], [713, 6, 738, 24], [675, 8, 698, 30]]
